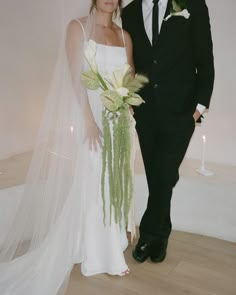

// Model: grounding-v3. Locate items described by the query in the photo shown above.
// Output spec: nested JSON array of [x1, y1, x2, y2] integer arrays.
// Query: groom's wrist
[[193, 109, 201, 122]]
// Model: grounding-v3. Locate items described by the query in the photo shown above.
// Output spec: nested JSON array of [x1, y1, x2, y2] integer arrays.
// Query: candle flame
[[202, 135, 206, 142], [70, 126, 74, 133]]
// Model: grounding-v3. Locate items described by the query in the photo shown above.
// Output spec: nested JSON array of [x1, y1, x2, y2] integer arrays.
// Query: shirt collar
[[142, 0, 168, 6]]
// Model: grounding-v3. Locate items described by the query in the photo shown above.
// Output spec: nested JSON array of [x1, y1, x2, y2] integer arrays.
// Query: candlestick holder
[[196, 165, 214, 176], [196, 134, 214, 176]]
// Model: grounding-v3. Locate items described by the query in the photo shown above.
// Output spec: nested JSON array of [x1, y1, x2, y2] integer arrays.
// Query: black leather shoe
[[150, 240, 168, 263], [132, 239, 151, 263]]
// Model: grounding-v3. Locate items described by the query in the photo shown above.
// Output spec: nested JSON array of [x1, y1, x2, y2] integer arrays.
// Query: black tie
[[152, 0, 160, 46]]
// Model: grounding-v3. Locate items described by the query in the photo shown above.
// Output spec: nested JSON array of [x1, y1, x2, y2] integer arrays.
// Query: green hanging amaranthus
[[101, 106, 133, 225], [81, 40, 148, 225]]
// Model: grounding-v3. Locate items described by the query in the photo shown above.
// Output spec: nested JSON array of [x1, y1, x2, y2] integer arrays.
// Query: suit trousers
[[135, 109, 196, 242]]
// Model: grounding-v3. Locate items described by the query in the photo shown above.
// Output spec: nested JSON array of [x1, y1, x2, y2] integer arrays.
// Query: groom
[[122, 0, 214, 263]]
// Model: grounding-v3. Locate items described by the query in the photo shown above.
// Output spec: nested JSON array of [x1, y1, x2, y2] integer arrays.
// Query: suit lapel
[[164, 0, 172, 19], [137, 0, 152, 48], [159, 0, 172, 36]]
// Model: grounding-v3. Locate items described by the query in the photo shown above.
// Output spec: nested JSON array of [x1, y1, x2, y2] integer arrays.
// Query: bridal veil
[[0, 0, 132, 294]]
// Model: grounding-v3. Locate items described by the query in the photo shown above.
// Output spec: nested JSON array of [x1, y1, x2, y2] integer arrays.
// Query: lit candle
[[201, 135, 206, 170]]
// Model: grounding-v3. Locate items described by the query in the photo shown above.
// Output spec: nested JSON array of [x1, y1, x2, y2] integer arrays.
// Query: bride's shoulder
[[67, 17, 87, 31], [113, 24, 131, 38], [112, 23, 133, 47], [67, 16, 87, 38], [122, 29, 133, 47], [74, 16, 88, 26], [122, 29, 131, 40]]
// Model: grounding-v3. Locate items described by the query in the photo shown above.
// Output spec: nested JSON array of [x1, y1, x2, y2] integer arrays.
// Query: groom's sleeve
[[190, 0, 215, 109]]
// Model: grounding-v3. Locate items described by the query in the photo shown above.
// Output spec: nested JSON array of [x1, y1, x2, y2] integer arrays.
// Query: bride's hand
[[85, 120, 103, 151]]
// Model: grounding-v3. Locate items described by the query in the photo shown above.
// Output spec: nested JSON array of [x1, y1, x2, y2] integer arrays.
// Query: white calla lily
[[165, 9, 190, 21], [110, 64, 131, 89], [122, 64, 132, 77], [175, 9, 190, 19], [116, 87, 129, 97], [84, 39, 98, 73]]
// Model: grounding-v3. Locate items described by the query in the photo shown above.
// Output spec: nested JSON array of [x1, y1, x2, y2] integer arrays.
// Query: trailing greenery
[[101, 105, 133, 226]]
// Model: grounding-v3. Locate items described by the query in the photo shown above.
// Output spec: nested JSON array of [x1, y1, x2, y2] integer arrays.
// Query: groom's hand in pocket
[[193, 109, 201, 122]]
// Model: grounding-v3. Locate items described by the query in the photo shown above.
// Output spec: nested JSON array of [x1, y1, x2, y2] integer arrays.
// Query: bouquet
[[81, 40, 148, 225]]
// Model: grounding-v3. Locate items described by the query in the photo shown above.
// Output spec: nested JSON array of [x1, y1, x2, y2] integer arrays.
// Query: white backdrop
[[0, 0, 236, 166], [186, 0, 236, 166]]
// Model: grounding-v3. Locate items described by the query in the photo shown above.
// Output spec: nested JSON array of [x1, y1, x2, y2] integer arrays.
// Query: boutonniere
[[164, 0, 190, 21]]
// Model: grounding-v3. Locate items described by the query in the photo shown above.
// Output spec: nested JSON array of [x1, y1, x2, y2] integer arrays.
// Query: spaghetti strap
[[121, 28, 126, 48], [74, 18, 87, 41]]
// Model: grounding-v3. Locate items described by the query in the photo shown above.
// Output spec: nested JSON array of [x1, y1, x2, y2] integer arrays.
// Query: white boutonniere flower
[[164, 0, 190, 22]]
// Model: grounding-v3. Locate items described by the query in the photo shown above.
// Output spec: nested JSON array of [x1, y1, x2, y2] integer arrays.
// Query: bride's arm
[[66, 20, 102, 151], [123, 30, 135, 115], [123, 30, 135, 76]]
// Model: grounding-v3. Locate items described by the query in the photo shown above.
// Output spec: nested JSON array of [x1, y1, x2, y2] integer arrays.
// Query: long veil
[[0, 1, 132, 294]]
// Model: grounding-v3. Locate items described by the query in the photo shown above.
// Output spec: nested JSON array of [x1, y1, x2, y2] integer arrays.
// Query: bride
[[0, 0, 140, 294], [66, 0, 136, 276]]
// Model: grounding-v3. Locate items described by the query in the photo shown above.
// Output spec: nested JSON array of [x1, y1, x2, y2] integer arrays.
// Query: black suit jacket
[[122, 0, 215, 120]]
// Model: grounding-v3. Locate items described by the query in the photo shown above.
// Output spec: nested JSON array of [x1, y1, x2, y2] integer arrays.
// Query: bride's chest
[[95, 45, 127, 74]]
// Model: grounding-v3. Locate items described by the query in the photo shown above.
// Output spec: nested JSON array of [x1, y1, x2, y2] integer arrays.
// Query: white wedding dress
[[75, 20, 130, 276]]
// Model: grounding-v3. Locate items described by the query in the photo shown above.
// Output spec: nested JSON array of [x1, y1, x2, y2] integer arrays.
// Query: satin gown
[[79, 41, 130, 276]]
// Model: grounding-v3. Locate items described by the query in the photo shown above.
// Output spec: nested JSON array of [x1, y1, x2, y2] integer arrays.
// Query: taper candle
[[201, 135, 206, 169]]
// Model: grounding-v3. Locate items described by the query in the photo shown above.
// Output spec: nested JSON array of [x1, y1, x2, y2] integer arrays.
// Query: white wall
[[0, 0, 61, 158], [186, 0, 236, 165], [0, 0, 236, 165]]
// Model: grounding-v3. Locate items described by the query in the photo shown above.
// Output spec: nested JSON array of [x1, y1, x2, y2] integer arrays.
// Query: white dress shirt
[[142, 0, 168, 40], [142, 0, 206, 115]]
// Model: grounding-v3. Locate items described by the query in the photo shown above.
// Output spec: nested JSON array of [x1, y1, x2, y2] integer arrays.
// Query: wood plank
[[66, 232, 236, 295]]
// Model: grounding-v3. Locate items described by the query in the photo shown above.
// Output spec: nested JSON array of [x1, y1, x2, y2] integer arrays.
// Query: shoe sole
[[150, 252, 166, 263]]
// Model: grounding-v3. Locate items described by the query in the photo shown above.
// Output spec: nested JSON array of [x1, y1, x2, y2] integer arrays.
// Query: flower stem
[[97, 73, 108, 91]]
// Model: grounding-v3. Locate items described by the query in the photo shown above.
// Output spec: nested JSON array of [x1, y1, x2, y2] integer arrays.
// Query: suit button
[[153, 83, 158, 89], [153, 59, 158, 64]]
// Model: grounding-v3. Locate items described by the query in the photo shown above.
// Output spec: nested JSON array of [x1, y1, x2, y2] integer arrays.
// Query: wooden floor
[[67, 231, 236, 295]]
